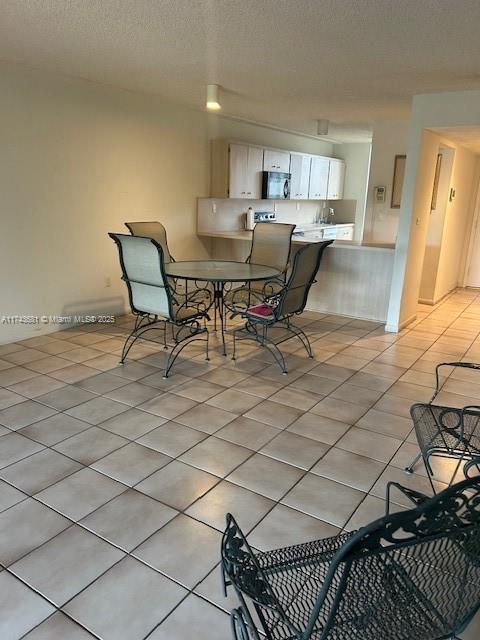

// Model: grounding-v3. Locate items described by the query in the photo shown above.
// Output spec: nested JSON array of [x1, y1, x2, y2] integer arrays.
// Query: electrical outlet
[[105, 276, 111, 288], [212, 202, 217, 214], [296, 202, 300, 211]]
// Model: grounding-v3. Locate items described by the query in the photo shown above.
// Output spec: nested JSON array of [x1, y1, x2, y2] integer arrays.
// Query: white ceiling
[[2, 0, 480, 143], [430, 127, 480, 154]]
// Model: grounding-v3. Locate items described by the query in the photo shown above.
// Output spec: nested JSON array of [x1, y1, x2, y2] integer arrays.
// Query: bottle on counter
[[245, 207, 255, 231]]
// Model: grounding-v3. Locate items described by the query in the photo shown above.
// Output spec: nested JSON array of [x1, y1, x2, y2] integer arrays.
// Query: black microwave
[[262, 171, 291, 200]]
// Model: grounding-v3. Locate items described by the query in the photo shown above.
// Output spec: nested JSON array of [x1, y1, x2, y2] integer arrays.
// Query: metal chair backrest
[[109, 233, 173, 320], [249, 223, 295, 273], [222, 475, 480, 640], [125, 221, 174, 263], [275, 241, 332, 318]]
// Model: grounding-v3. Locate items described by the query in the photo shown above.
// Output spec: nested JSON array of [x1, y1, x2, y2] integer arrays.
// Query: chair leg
[[287, 323, 314, 358], [424, 452, 437, 494], [163, 337, 193, 378], [404, 451, 423, 475], [263, 341, 287, 374], [119, 316, 158, 364], [230, 607, 260, 640], [205, 330, 210, 362], [232, 328, 238, 361]]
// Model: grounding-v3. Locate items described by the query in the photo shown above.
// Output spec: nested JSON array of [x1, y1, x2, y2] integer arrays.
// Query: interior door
[[466, 201, 480, 287]]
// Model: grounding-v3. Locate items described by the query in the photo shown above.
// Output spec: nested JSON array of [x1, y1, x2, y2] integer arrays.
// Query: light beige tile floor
[[0, 288, 479, 637]]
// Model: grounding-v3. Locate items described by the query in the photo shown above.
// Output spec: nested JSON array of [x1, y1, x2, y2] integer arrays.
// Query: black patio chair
[[109, 233, 211, 377], [221, 475, 480, 640], [405, 362, 480, 490], [230, 241, 333, 373], [224, 222, 296, 313]]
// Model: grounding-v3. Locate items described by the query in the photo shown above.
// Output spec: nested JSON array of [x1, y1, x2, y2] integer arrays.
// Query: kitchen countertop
[[198, 228, 395, 251]]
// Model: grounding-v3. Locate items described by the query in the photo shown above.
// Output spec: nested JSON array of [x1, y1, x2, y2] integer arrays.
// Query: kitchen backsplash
[[197, 198, 357, 233]]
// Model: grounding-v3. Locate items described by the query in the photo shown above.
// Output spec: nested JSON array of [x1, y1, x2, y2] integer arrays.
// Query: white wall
[[0, 63, 213, 343], [363, 121, 410, 243], [1, 63, 340, 343], [208, 116, 334, 156], [386, 90, 480, 331], [333, 142, 371, 240]]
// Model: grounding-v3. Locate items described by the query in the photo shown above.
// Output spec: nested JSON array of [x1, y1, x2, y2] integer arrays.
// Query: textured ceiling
[[2, 0, 480, 142]]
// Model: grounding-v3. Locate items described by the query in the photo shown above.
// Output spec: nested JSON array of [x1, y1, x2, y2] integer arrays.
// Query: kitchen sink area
[[293, 222, 354, 241]]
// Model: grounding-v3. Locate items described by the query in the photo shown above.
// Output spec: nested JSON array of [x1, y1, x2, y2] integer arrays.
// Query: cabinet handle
[[247, 192, 252, 195]]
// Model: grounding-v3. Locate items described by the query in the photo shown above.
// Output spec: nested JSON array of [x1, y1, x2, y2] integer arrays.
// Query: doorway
[[419, 145, 455, 304], [464, 178, 480, 287]]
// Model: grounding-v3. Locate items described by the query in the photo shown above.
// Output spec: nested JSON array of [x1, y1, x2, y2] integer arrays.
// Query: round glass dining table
[[165, 260, 281, 355]]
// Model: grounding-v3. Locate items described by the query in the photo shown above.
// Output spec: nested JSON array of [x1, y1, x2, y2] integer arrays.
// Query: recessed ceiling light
[[206, 84, 221, 111]]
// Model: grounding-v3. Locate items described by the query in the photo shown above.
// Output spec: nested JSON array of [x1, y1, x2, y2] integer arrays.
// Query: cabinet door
[[245, 145, 264, 199], [229, 143, 249, 198], [336, 226, 354, 240], [322, 226, 338, 240], [327, 159, 346, 200], [263, 149, 290, 173], [308, 156, 330, 199], [290, 154, 311, 199]]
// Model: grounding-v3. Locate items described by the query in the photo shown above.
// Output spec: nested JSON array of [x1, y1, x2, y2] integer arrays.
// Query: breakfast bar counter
[[198, 229, 395, 322]]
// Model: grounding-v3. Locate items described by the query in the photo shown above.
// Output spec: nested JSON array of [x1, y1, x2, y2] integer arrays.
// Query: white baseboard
[[385, 313, 417, 333]]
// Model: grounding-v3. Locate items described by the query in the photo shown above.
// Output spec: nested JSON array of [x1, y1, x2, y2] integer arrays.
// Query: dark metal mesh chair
[[231, 241, 332, 373], [405, 362, 480, 490], [221, 476, 480, 640], [109, 233, 210, 377], [125, 221, 175, 263], [225, 223, 296, 310]]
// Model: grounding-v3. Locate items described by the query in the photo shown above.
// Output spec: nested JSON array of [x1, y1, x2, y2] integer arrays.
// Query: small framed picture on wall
[[391, 154, 406, 208]]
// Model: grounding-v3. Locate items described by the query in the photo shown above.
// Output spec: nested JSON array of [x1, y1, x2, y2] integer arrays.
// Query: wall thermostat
[[374, 186, 386, 203]]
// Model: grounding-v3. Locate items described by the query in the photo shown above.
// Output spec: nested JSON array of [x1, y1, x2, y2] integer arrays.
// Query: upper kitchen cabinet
[[308, 156, 330, 199], [327, 158, 346, 200], [210, 140, 346, 201], [229, 143, 264, 198], [263, 148, 290, 173], [211, 140, 264, 199], [290, 154, 311, 200]]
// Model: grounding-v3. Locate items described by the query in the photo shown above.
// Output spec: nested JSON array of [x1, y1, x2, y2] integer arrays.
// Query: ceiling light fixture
[[206, 84, 221, 111], [317, 119, 329, 135]]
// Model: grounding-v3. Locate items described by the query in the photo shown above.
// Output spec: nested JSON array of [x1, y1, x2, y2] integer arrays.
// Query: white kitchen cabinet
[[336, 225, 354, 240], [210, 140, 346, 201], [229, 143, 263, 199], [263, 149, 290, 173], [327, 159, 346, 200], [289, 154, 311, 200], [308, 156, 330, 199]]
